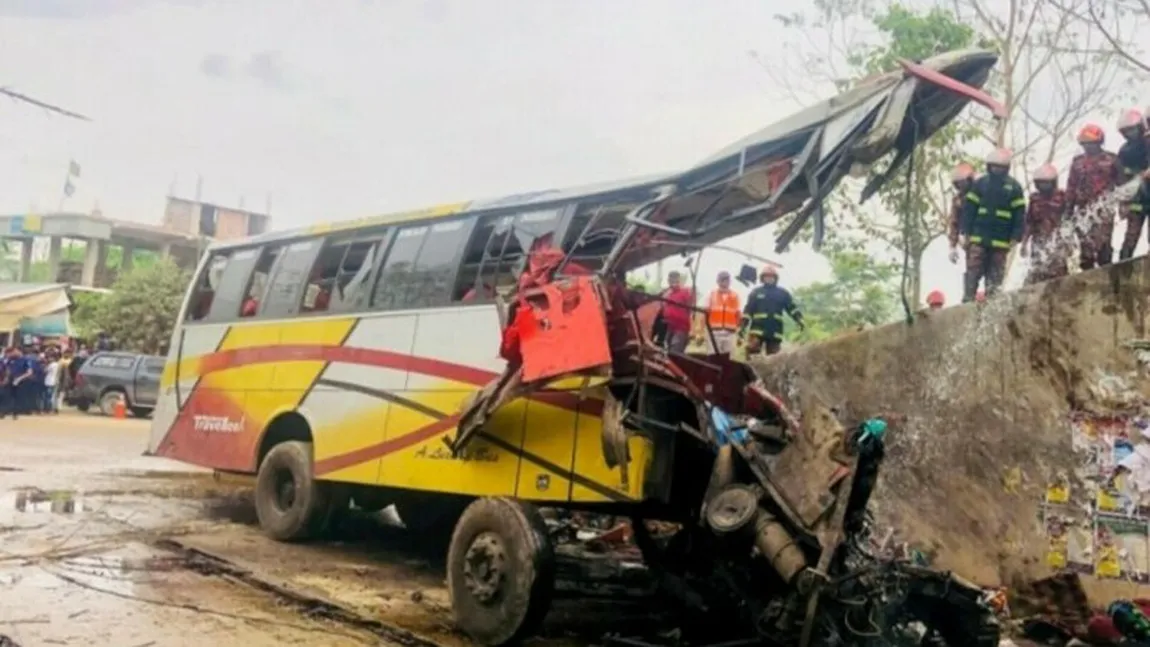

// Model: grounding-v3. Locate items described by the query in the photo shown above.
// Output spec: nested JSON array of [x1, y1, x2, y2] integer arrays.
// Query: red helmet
[[1119, 108, 1144, 131], [926, 290, 945, 307], [1077, 123, 1105, 144], [951, 163, 975, 183], [1032, 163, 1058, 182]]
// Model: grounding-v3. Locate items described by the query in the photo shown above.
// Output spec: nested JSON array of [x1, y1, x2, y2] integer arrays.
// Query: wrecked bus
[[149, 49, 1007, 646]]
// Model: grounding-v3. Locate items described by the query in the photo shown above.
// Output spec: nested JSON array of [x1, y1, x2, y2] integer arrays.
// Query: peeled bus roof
[[209, 100, 832, 252], [213, 49, 997, 254]]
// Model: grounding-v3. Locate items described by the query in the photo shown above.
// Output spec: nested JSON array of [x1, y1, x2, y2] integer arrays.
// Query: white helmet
[[985, 147, 1013, 167], [1033, 163, 1058, 182], [1119, 108, 1145, 130]]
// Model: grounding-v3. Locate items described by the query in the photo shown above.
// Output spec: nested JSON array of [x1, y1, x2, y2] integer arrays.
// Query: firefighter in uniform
[[961, 148, 1026, 302], [741, 265, 804, 356], [1021, 163, 1069, 285], [1066, 123, 1122, 270], [1118, 108, 1150, 260], [947, 162, 977, 265]]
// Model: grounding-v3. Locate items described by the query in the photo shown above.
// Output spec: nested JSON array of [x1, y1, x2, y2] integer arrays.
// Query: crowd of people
[[0, 341, 97, 420], [944, 107, 1150, 303], [652, 263, 804, 359]]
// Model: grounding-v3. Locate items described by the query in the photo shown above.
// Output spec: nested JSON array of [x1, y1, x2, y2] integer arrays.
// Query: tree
[[1058, 0, 1150, 75], [784, 250, 901, 343], [69, 291, 107, 339], [770, 4, 982, 306], [86, 259, 189, 354], [949, 0, 1130, 171], [27, 244, 160, 283], [766, 0, 1128, 303]]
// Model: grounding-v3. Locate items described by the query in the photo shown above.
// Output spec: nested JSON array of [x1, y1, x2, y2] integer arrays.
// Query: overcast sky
[[0, 0, 1112, 307]]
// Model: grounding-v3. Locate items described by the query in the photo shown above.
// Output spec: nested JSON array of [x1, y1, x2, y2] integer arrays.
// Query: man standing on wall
[[1021, 163, 1070, 285], [961, 148, 1027, 302], [1065, 123, 1122, 270]]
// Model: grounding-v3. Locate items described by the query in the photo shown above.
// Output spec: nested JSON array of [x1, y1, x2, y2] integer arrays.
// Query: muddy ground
[[0, 414, 657, 647]]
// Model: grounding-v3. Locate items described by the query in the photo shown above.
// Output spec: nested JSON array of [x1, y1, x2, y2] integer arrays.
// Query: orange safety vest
[[707, 289, 741, 330]]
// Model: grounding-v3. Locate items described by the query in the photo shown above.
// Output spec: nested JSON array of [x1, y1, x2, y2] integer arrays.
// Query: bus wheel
[[447, 497, 555, 646], [254, 441, 330, 541]]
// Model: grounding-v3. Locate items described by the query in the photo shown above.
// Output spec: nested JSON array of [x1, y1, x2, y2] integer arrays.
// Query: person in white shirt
[[43, 353, 60, 415]]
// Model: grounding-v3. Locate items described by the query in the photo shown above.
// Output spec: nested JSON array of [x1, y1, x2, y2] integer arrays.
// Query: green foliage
[[69, 291, 107, 339], [789, 3, 980, 306], [28, 243, 159, 282], [783, 250, 900, 343], [85, 258, 189, 355]]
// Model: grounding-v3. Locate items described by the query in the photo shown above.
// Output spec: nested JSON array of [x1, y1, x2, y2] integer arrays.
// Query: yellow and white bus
[[148, 49, 1003, 646]]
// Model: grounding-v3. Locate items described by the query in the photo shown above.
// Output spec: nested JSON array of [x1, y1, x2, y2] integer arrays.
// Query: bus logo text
[[192, 415, 245, 433]]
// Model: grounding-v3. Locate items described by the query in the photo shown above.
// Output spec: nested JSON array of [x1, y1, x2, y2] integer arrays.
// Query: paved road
[[0, 413, 389, 646]]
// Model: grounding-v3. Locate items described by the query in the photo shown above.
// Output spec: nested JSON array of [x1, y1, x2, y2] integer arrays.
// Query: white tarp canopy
[[0, 283, 71, 332]]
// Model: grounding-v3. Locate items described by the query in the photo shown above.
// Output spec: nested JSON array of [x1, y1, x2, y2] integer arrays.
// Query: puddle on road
[[4, 488, 86, 515]]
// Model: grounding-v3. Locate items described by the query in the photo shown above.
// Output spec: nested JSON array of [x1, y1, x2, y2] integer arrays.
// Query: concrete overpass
[[0, 211, 205, 288]]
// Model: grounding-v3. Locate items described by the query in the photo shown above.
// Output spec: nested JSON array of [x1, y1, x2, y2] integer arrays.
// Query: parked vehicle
[[70, 352, 165, 418]]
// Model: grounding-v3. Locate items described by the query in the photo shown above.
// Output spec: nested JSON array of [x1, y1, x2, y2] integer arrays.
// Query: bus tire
[[447, 497, 554, 646], [254, 441, 330, 542]]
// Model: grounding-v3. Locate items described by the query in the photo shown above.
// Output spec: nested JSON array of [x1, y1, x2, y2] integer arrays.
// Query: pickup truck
[[70, 351, 165, 418]]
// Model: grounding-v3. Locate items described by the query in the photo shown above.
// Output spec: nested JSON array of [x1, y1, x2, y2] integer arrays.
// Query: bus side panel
[[304, 313, 415, 485], [515, 398, 578, 502], [155, 322, 287, 471], [377, 307, 522, 496], [151, 322, 233, 456]]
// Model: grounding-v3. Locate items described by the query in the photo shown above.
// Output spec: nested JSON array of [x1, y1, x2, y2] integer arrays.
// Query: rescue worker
[[704, 271, 740, 354], [1118, 108, 1150, 260], [960, 147, 1026, 302], [1021, 163, 1070, 285], [947, 162, 977, 265], [741, 265, 804, 356], [1066, 123, 1122, 270]]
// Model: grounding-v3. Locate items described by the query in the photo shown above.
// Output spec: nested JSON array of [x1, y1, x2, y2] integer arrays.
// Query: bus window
[[187, 253, 230, 321], [454, 208, 562, 302], [562, 197, 646, 271], [372, 217, 475, 311], [261, 239, 322, 319], [203, 247, 261, 322], [305, 234, 386, 314], [240, 245, 284, 318]]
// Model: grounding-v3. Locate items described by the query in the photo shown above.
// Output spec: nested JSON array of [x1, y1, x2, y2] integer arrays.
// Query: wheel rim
[[101, 393, 119, 413], [462, 531, 507, 604], [273, 468, 297, 512]]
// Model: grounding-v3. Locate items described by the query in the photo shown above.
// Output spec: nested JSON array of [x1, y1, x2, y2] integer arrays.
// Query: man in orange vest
[[704, 271, 741, 354]]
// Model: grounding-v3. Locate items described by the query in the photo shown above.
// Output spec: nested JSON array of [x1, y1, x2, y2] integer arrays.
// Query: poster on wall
[[1098, 514, 1150, 583], [1040, 413, 1150, 583]]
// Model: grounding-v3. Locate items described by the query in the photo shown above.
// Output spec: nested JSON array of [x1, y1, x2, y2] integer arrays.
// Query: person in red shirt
[[660, 271, 694, 353]]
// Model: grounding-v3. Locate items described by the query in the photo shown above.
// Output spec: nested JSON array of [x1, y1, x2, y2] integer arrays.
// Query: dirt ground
[[0, 413, 408, 646], [0, 413, 657, 647]]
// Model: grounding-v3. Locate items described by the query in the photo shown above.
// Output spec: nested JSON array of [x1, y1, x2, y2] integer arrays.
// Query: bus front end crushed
[[451, 49, 1006, 646]]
